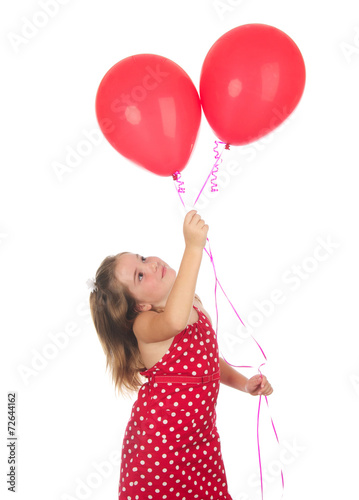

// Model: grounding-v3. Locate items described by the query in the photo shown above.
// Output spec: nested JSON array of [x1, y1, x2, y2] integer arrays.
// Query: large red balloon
[[96, 54, 201, 177], [200, 24, 306, 146]]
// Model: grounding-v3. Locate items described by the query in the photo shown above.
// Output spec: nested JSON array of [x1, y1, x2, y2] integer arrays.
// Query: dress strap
[[144, 369, 220, 384]]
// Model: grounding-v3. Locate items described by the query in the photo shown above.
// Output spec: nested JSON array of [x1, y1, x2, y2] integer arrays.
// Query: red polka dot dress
[[118, 305, 233, 499]]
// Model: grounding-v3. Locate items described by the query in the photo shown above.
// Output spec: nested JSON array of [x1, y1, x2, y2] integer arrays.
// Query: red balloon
[[200, 24, 306, 146], [96, 54, 201, 177]]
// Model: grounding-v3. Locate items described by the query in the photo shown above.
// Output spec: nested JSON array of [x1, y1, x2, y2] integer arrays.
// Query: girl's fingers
[[196, 215, 206, 224], [185, 210, 198, 223], [184, 211, 207, 231], [254, 375, 273, 396], [263, 385, 273, 395], [189, 214, 203, 225]]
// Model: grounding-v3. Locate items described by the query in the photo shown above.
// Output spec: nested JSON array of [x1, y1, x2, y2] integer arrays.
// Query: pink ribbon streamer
[[204, 237, 284, 500], [171, 146, 284, 500], [172, 140, 231, 206], [193, 141, 230, 206], [210, 140, 224, 193]]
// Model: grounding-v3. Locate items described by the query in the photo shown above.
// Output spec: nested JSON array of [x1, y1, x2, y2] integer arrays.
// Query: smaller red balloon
[[96, 54, 201, 177], [200, 24, 306, 146]]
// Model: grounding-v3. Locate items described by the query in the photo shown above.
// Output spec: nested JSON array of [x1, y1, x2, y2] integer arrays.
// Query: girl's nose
[[151, 261, 158, 272]]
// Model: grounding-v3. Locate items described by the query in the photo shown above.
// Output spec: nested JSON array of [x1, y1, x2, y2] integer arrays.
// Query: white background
[[1, 1, 359, 499]]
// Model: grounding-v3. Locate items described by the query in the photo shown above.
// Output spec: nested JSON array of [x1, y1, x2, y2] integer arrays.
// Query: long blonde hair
[[89, 251, 201, 399], [89, 252, 148, 399]]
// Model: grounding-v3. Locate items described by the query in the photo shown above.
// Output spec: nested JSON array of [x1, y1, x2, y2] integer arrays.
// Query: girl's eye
[[138, 257, 146, 281]]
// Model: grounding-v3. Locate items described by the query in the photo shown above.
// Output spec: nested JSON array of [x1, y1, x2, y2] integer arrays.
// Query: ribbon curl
[[193, 140, 229, 206], [172, 170, 186, 208]]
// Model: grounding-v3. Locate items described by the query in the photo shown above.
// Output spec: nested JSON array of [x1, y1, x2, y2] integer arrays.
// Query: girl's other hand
[[245, 374, 273, 396], [183, 210, 208, 250]]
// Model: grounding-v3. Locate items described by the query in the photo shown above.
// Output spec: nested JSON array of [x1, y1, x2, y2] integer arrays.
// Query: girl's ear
[[137, 303, 152, 312]]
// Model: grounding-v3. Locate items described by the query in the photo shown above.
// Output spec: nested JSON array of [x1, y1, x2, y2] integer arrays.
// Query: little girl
[[89, 210, 273, 500]]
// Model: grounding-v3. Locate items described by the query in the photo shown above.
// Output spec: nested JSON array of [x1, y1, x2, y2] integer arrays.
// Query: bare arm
[[219, 358, 274, 396], [163, 210, 208, 330], [134, 211, 208, 343], [163, 246, 202, 330], [219, 358, 249, 392]]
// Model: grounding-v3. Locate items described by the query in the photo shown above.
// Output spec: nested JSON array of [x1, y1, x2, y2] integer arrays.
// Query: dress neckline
[[160, 305, 202, 366], [140, 305, 206, 375]]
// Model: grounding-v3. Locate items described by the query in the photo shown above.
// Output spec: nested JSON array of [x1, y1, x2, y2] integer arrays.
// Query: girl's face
[[114, 252, 176, 311]]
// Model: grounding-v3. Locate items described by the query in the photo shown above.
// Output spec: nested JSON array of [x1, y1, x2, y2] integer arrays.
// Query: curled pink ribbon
[[193, 141, 229, 206], [172, 140, 231, 208], [172, 171, 185, 207], [210, 140, 224, 192]]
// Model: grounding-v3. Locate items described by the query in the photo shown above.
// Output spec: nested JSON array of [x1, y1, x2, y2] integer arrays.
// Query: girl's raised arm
[[133, 210, 208, 344]]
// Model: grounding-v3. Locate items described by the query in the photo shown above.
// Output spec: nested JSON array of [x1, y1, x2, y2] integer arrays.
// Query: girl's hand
[[183, 210, 208, 250], [245, 374, 273, 396]]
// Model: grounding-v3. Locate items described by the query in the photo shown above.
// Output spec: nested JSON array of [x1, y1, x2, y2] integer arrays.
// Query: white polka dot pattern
[[118, 305, 232, 499]]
